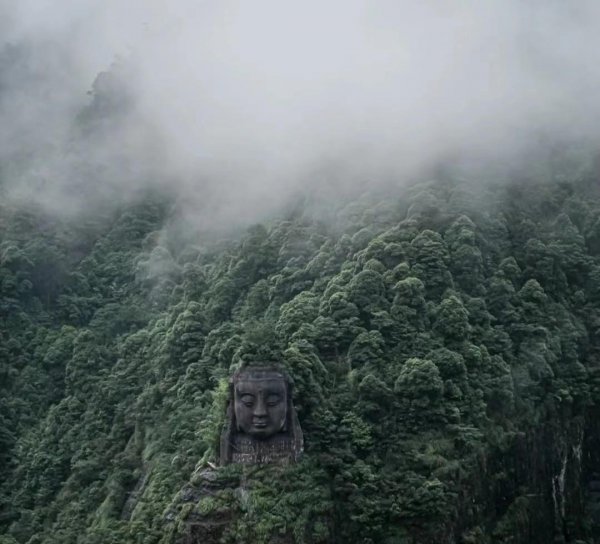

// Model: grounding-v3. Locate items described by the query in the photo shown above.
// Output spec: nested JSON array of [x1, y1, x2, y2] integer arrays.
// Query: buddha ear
[[229, 380, 241, 432], [282, 392, 293, 432]]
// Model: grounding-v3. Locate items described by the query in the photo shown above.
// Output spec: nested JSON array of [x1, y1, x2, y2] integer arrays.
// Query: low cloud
[[2, 0, 600, 225]]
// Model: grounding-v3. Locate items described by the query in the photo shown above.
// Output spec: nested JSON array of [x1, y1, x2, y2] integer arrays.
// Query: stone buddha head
[[233, 368, 288, 439], [221, 365, 303, 465]]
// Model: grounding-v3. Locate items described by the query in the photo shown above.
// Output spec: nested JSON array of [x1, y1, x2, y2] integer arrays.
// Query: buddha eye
[[240, 394, 254, 407], [266, 394, 281, 406]]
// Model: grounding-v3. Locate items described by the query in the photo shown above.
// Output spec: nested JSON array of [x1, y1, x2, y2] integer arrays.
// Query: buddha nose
[[254, 397, 267, 418]]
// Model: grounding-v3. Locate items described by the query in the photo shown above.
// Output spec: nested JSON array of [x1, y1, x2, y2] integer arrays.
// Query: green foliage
[[1, 166, 600, 543]]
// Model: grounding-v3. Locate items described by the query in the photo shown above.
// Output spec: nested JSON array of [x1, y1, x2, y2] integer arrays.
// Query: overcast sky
[[2, 1, 600, 223]]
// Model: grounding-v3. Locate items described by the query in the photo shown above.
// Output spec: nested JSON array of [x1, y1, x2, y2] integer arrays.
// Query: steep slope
[[1, 163, 600, 543]]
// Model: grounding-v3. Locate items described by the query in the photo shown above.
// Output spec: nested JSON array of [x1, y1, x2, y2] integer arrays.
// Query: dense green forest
[[2, 31, 600, 544], [2, 143, 600, 542]]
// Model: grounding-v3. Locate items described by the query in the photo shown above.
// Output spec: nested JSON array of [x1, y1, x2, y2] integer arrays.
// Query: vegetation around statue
[[1, 153, 600, 543]]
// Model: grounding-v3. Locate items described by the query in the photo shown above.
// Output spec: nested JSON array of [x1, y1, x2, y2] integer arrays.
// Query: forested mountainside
[[1, 155, 600, 544]]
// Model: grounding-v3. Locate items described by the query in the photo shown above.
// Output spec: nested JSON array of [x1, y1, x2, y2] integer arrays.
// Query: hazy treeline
[[2, 2, 600, 542], [1, 151, 600, 541]]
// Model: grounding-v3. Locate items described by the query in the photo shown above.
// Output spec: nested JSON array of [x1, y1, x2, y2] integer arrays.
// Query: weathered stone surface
[[171, 366, 303, 543], [170, 465, 296, 544], [220, 366, 303, 465]]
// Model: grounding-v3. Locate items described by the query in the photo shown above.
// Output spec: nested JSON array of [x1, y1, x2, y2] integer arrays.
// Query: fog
[[2, 0, 600, 225]]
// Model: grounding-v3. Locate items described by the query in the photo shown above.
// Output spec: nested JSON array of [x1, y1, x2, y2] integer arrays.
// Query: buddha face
[[233, 370, 287, 439]]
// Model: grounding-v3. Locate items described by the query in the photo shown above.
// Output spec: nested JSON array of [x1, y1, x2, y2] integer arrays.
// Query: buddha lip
[[253, 422, 267, 428]]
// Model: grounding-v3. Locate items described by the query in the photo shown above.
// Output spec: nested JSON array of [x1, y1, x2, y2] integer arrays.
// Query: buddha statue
[[220, 366, 303, 465]]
